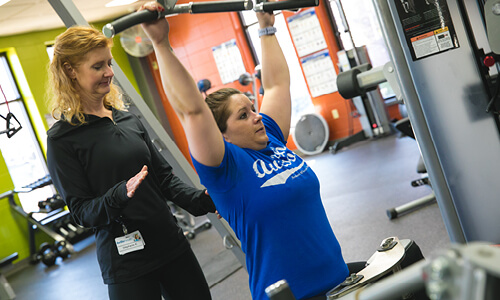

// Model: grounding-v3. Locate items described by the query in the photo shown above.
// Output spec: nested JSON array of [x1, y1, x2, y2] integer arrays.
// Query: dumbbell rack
[[0, 185, 76, 265]]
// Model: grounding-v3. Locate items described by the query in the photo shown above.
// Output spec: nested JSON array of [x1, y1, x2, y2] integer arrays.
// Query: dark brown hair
[[205, 88, 242, 133]]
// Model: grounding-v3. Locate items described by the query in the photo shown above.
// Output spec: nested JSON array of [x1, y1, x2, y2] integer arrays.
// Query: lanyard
[[116, 217, 128, 235]]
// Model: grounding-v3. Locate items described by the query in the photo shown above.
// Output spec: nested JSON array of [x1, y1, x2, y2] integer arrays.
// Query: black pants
[[108, 247, 211, 300]]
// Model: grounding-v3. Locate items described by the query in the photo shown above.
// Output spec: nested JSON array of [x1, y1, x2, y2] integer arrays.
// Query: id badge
[[115, 230, 145, 255]]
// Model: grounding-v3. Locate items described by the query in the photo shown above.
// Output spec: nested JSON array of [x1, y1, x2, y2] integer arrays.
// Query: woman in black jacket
[[46, 25, 214, 300]]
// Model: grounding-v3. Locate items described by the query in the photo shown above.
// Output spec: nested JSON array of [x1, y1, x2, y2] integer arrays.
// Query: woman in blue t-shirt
[[140, 2, 349, 299]]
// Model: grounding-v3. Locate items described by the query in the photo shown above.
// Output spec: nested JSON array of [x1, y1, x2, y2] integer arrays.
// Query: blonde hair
[[47, 25, 125, 125]]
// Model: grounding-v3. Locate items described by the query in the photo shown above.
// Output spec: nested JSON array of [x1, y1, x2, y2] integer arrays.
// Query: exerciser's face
[[222, 93, 268, 150], [70, 47, 114, 102]]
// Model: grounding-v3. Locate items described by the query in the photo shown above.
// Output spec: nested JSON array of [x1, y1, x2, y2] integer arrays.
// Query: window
[[0, 53, 54, 214], [46, 44, 55, 62], [329, 0, 395, 99], [240, 11, 314, 128]]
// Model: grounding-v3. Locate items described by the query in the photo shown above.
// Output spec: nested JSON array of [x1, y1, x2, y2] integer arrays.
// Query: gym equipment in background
[[197, 78, 212, 95], [169, 201, 212, 240], [266, 241, 500, 300], [238, 65, 261, 112], [119, 25, 154, 58], [51, 214, 92, 244], [266, 236, 432, 300], [35, 242, 57, 267], [103, 0, 255, 38], [485, 0, 500, 55], [293, 113, 329, 156], [336, 61, 435, 219], [102, 0, 320, 38], [37, 194, 65, 212], [0, 175, 93, 268], [0, 252, 17, 300], [371, 0, 500, 244], [327, 237, 406, 299], [386, 117, 436, 220], [0, 85, 22, 138], [332, 47, 392, 154]]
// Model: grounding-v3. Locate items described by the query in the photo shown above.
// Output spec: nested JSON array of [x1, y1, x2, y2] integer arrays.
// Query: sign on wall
[[301, 49, 338, 98], [212, 39, 247, 84], [287, 8, 327, 58]]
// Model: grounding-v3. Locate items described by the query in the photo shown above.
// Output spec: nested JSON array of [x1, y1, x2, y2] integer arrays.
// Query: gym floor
[[4, 132, 451, 300]]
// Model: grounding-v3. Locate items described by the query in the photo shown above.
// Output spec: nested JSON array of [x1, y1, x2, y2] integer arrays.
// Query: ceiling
[[0, 0, 149, 37]]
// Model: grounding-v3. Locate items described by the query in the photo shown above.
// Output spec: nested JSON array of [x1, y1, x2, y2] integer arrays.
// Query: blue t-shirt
[[192, 114, 348, 300]]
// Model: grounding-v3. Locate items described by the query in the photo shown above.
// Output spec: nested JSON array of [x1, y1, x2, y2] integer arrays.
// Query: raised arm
[[140, 3, 225, 167], [257, 10, 292, 139]]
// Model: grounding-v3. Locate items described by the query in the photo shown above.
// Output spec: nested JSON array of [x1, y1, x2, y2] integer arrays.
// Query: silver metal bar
[[372, 0, 466, 243], [356, 66, 386, 90], [47, 0, 88, 27]]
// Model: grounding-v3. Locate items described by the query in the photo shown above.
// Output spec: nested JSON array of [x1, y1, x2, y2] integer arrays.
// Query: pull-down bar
[[103, 0, 320, 38]]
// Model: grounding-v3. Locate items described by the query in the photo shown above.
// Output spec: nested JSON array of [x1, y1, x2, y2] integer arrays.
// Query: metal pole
[[371, 0, 466, 243]]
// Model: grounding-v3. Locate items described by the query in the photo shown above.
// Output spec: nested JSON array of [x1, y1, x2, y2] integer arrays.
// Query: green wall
[[0, 21, 141, 263], [0, 152, 28, 261]]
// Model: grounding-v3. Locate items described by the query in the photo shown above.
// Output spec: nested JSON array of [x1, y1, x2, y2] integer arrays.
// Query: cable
[[0, 84, 22, 138], [0, 84, 10, 111]]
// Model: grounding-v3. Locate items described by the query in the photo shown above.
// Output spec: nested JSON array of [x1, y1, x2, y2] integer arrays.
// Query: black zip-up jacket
[[46, 108, 215, 284]]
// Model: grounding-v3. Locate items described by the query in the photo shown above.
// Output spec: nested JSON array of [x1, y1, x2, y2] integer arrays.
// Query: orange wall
[[146, 0, 400, 158], [146, 11, 255, 163]]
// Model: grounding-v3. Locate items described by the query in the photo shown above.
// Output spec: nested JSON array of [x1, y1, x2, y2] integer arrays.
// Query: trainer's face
[[222, 94, 268, 150], [70, 47, 114, 102]]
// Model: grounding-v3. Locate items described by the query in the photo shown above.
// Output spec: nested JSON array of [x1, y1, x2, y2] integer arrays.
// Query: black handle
[[255, 0, 320, 12], [190, 0, 253, 13], [103, 0, 253, 38], [103, 9, 162, 38]]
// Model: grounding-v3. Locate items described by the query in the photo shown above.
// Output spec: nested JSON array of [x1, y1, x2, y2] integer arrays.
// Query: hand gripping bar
[[103, 0, 253, 38]]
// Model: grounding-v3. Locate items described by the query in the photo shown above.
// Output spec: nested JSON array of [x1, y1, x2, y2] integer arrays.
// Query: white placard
[[212, 39, 247, 84], [301, 50, 338, 98], [287, 8, 327, 58]]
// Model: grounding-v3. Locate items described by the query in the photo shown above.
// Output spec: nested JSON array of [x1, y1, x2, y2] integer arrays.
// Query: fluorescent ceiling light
[[105, 0, 138, 7], [0, 0, 11, 7]]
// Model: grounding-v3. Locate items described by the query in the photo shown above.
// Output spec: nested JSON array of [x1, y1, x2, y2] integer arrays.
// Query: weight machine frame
[[0, 190, 75, 264], [338, 242, 500, 300]]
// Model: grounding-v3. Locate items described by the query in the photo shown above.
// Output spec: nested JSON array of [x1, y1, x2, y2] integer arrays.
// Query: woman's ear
[[63, 63, 76, 79]]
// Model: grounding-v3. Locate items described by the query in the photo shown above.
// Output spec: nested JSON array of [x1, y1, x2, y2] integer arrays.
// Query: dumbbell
[[53, 220, 77, 243], [38, 194, 65, 211], [63, 219, 86, 236], [35, 242, 57, 267], [53, 240, 71, 259], [48, 194, 66, 210]]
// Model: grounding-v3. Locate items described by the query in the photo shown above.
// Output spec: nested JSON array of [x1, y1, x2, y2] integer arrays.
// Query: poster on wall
[[212, 39, 247, 84], [287, 8, 327, 58], [301, 49, 338, 98], [394, 0, 459, 61]]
